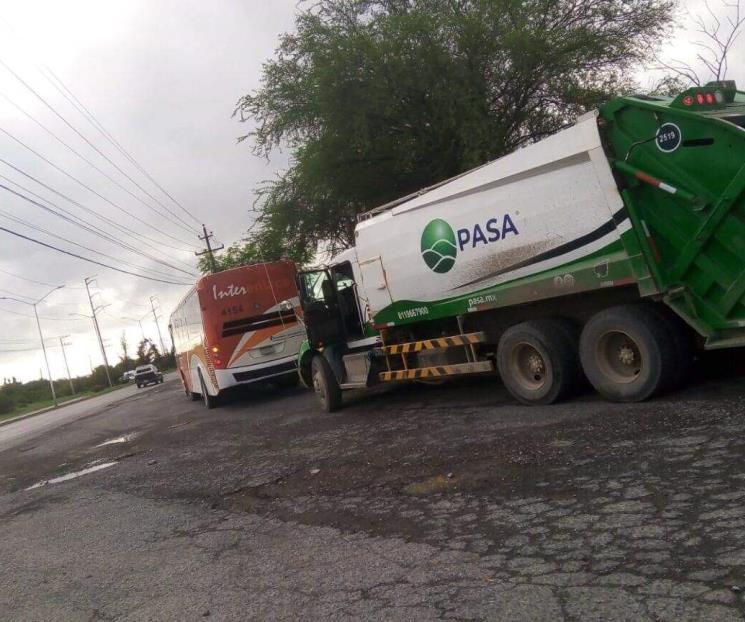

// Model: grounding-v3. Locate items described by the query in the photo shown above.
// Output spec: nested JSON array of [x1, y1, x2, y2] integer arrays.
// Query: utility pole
[[84, 276, 112, 388], [149, 296, 167, 356], [195, 224, 224, 273], [0, 285, 64, 407], [59, 336, 75, 395]]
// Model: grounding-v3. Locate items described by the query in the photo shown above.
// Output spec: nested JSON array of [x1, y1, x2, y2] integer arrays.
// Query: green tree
[[196, 235, 299, 274], [225, 0, 675, 266], [136, 339, 153, 365]]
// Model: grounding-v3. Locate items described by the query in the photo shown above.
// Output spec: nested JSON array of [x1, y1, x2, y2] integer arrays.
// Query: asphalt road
[[1, 362, 745, 621], [0, 377, 172, 453]]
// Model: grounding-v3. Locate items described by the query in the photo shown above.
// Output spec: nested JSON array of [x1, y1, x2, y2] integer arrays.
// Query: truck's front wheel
[[580, 305, 675, 402], [311, 355, 342, 412], [497, 319, 581, 405]]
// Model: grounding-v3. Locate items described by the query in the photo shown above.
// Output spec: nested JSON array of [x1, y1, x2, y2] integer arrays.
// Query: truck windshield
[[299, 270, 331, 304]]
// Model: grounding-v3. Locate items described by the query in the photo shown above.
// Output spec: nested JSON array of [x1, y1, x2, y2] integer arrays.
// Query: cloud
[[0, 0, 297, 381]]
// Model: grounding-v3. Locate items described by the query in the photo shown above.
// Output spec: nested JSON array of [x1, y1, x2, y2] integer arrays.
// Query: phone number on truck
[[397, 307, 430, 320]]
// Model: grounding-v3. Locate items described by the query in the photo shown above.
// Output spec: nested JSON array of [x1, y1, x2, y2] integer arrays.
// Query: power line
[[0, 174, 197, 278], [0, 266, 84, 289], [0, 194, 194, 283], [0, 55, 201, 235], [0, 125, 199, 251], [0, 154, 197, 263], [0, 287, 35, 302], [39, 65, 203, 228], [0, 224, 193, 285], [0, 305, 84, 321], [0, 189, 194, 285], [0, 206, 193, 284], [0, 347, 46, 353], [0, 90, 201, 250]]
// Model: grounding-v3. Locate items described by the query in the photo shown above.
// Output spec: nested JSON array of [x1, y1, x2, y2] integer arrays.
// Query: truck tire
[[497, 318, 581, 405], [641, 304, 694, 391], [311, 355, 342, 412], [198, 369, 218, 410], [580, 304, 676, 402]]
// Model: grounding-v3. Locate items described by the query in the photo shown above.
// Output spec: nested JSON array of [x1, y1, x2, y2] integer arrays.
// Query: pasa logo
[[421, 219, 457, 273], [421, 215, 520, 274]]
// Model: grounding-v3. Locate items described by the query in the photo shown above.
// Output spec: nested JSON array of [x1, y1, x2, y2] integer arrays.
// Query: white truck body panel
[[353, 112, 627, 318]]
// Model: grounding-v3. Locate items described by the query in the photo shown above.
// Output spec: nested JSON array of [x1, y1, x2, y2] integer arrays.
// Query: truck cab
[[296, 250, 381, 408]]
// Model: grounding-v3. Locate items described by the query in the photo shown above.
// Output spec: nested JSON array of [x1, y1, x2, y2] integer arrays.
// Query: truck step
[[379, 360, 494, 382], [381, 332, 486, 355]]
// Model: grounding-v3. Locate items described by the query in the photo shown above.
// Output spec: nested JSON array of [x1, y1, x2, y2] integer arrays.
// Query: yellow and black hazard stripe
[[379, 360, 493, 382], [382, 332, 485, 355]]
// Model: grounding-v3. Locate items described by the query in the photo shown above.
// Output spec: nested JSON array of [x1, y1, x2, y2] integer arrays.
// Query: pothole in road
[[96, 433, 139, 447], [25, 462, 117, 491]]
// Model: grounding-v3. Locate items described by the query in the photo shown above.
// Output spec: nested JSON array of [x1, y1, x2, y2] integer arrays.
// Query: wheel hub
[[596, 330, 642, 383], [527, 353, 545, 376], [618, 344, 636, 366], [511, 342, 549, 391]]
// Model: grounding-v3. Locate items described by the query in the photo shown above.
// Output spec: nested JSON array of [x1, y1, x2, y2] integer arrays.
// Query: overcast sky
[[0, 0, 297, 382], [0, 0, 742, 383]]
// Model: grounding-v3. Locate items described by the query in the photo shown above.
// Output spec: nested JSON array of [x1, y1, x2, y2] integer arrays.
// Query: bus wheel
[[497, 318, 581, 405], [580, 304, 675, 402], [311, 355, 342, 412], [198, 370, 218, 410]]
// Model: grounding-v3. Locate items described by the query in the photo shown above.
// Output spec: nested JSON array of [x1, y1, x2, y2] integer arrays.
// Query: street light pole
[[0, 285, 65, 407], [59, 336, 75, 395], [33, 302, 57, 406]]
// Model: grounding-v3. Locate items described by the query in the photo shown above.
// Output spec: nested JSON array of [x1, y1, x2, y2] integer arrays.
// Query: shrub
[[0, 393, 15, 415]]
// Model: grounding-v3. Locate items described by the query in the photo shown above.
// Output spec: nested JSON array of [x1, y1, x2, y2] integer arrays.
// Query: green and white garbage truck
[[295, 81, 745, 411]]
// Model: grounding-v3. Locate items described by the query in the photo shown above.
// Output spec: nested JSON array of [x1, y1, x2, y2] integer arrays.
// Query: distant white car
[[134, 364, 164, 388], [119, 370, 136, 383]]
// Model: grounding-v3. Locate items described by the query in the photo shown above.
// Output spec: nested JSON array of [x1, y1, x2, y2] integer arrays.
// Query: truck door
[[297, 269, 345, 349], [330, 261, 365, 339]]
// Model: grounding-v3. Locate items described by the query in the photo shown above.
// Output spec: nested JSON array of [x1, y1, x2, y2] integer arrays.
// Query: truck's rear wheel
[[580, 304, 675, 402], [311, 355, 342, 412], [643, 304, 693, 391], [497, 319, 581, 405]]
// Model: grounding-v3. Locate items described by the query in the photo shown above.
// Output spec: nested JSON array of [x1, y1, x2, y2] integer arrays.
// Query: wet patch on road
[[96, 433, 139, 447], [25, 461, 118, 490]]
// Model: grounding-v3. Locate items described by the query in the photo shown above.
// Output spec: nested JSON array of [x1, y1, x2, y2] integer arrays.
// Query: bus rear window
[[221, 308, 296, 337]]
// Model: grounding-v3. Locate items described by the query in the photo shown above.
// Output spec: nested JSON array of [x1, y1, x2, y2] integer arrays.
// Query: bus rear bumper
[[216, 355, 298, 389]]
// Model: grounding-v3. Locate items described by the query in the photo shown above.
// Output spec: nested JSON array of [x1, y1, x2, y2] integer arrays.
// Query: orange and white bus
[[168, 260, 304, 408]]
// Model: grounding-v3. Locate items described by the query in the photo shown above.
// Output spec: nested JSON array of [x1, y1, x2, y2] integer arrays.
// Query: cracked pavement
[[1, 362, 745, 621]]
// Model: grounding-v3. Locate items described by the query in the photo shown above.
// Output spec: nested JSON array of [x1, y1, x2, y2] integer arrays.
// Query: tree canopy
[[218, 0, 676, 271]]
